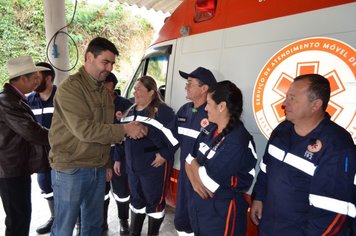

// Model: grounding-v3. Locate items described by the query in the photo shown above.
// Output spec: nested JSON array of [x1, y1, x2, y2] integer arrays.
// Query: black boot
[[102, 198, 110, 232], [117, 201, 130, 235], [129, 211, 146, 236], [147, 216, 164, 236], [36, 199, 55, 234]]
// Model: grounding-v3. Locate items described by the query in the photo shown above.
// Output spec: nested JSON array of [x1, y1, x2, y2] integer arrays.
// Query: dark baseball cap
[[179, 67, 217, 86], [104, 72, 118, 87]]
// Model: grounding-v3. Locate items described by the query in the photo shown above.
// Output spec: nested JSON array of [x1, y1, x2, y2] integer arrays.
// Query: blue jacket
[[120, 103, 178, 174], [253, 115, 356, 235], [110, 94, 133, 163], [177, 102, 208, 165], [27, 85, 56, 129], [188, 122, 257, 235]]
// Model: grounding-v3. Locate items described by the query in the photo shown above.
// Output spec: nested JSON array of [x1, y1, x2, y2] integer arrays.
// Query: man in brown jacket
[[0, 55, 50, 236], [49, 37, 147, 235]]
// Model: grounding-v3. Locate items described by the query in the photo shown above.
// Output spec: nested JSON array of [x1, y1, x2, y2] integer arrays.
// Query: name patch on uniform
[[178, 117, 187, 123]]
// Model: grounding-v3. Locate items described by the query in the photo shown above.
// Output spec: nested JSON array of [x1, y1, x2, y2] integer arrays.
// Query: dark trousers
[[0, 176, 32, 236]]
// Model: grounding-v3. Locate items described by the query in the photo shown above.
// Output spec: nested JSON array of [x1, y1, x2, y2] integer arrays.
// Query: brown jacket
[[49, 67, 125, 170]]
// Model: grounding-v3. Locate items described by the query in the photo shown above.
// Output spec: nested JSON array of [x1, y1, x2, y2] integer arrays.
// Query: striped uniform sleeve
[[307, 143, 356, 235]]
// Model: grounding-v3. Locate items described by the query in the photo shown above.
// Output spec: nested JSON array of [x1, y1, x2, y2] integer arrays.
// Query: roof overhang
[[116, 0, 182, 13]]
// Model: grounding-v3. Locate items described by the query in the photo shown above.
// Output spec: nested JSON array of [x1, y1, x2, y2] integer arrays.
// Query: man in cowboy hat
[[0, 55, 50, 236]]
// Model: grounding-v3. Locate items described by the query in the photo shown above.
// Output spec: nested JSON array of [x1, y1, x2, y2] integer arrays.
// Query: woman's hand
[[113, 161, 122, 176], [185, 160, 214, 199], [151, 153, 166, 167]]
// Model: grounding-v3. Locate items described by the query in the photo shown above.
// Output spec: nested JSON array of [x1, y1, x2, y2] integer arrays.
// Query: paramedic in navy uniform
[[185, 80, 257, 235], [174, 66, 217, 235], [251, 74, 356, 235], [27, 62, 56, 234], [120, 76, 178, 235], [102, 72, 132, 234]]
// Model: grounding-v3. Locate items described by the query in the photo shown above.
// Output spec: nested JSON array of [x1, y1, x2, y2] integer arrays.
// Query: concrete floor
[[0, 175, 178, 236]]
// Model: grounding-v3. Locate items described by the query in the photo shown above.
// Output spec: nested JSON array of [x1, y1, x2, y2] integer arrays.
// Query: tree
[[0, 0, 154, 90]]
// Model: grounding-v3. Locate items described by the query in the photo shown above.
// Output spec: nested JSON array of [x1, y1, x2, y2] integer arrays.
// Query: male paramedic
[[251, 73, 356, 235], [174, 67, 217, 235]]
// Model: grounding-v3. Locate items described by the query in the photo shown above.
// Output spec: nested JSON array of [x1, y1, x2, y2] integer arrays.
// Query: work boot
[[147, 216, 164, 236], [129, 210, 146, 236], [102, 198, 110, 233], [117, 201, 130, 235], [36, 199, 55, 234]]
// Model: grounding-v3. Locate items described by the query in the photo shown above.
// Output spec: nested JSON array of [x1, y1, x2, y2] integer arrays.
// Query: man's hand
[[151, 153, 166, 168], [106, 168, 113, 182], [113, 161, 121, 176], [250, 200, 263, 225], [123, 121, 148, 139]]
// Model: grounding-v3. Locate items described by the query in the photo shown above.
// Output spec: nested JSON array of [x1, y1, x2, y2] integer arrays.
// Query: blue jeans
[[50, 167, 106, 236]]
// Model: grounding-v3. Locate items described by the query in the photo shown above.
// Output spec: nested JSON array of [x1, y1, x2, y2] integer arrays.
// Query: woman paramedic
[[185, 80, 257, 235], [119, 76, 178, 236]]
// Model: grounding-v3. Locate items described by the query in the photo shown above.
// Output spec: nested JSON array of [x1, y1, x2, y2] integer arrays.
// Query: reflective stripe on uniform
[[41, 192, 54, 199], [249, 168, 256, 177], [178, 126, 200, 139], [309, 194, 356, 218], [32, 107, 54, 115], [147, 209, 165, 219], [269, 144, 316, 176], [268, 144, 285, 161], [260, 161, 267, 173], [185, 153, 195, 165], [248, 141, 258, 160], [198, 142, 216, 159], [43, 107, 54, 114], [354, 174, 356, 185], [199, 166, 219, 192], [284, 153, 316, 176], [122, 115, 178, 146], [112, 193, 130, 203], [32, 108, 42, 115], [129, 204, 146, 214]]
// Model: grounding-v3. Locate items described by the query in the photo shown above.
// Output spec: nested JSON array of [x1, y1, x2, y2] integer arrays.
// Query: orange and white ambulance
[[123, 0, 356, 234]]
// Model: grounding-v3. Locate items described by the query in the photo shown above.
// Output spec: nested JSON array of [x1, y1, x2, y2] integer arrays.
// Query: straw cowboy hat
[[7, 55, 50, 80]]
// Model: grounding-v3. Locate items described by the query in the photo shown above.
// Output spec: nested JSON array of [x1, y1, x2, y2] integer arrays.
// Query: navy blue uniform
[[27, 86, 56, 199], [187, 122, 257, 236], [106, 95, 133, 202], [120, 103, 178, 215], [175, 102, 208, 232], [253, 115, 356, 235]]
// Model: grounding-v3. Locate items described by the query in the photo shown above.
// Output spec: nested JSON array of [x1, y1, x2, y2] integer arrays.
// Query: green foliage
[[0, 0, 154, 90]]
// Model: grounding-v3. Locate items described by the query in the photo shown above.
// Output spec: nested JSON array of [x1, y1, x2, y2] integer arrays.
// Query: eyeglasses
[[186, 81, 202, 88]]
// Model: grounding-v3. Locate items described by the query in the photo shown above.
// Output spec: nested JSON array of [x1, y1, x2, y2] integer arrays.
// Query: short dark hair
[[104, 72, 118, 87], [294, 74, 330, 111], [85, 37, 119, 59], [36, 62, 55, 82]]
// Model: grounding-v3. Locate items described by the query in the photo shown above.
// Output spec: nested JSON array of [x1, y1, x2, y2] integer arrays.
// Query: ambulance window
[[194, 0, 217, 22], [126, 54, 169, 101]]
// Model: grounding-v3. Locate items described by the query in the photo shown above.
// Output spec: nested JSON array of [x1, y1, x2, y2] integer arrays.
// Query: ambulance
[[122, 0, 356, 234]]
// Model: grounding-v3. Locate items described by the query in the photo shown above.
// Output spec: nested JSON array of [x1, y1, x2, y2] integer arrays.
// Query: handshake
[[123, 121, 148, 139]]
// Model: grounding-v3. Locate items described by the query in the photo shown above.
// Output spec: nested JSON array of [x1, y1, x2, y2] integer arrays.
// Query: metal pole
[[43, 0, 70, 85]]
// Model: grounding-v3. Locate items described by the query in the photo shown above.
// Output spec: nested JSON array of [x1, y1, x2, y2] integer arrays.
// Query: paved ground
[[0, 175, 178, 236]]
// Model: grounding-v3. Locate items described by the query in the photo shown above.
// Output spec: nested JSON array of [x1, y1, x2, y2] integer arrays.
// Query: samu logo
[[253, 37, 356, 143]]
